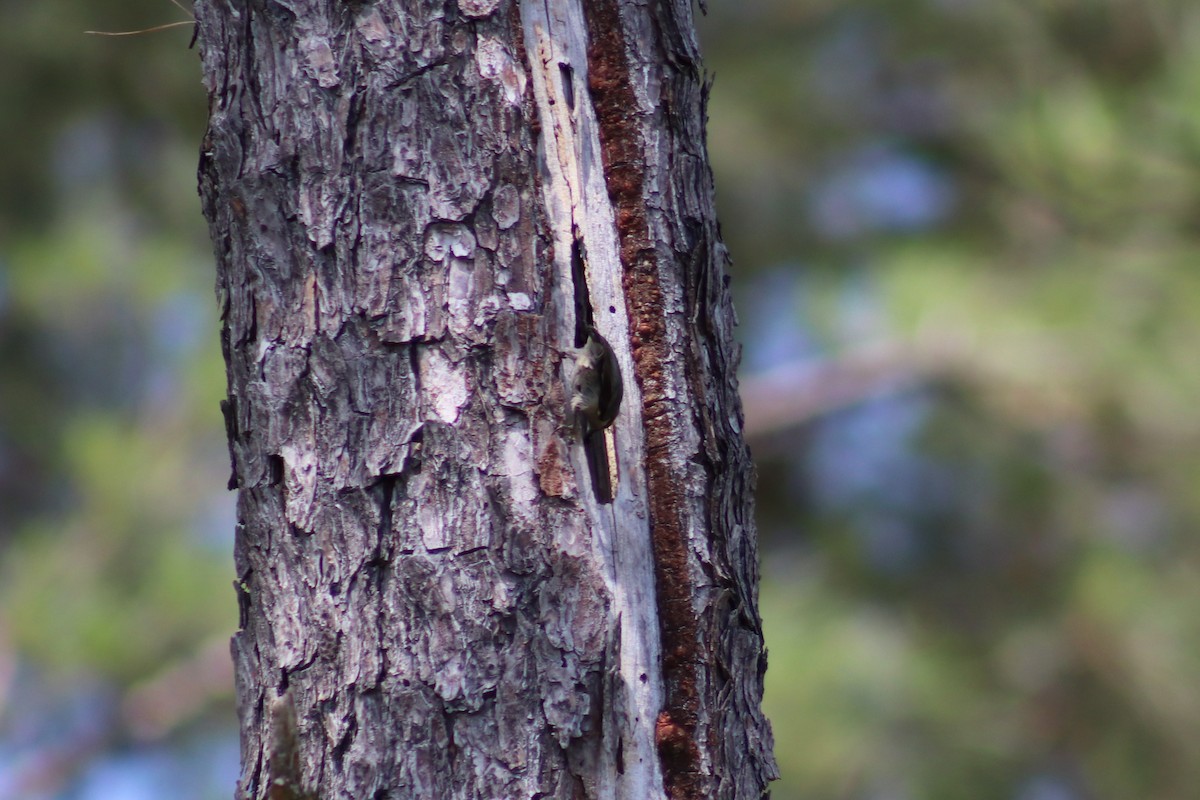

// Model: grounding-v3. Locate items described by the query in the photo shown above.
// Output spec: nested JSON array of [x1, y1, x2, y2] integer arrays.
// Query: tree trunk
[[196, 0, 776, 797]]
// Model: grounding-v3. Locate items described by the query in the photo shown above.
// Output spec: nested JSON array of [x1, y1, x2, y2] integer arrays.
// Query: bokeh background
[[3, 1, 1200, 798]]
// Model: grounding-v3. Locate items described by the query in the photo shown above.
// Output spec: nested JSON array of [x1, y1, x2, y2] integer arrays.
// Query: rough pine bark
[[195, 0, 777, 797]]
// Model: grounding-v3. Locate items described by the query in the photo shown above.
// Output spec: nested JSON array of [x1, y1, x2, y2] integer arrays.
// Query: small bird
[[571, 325, 623, 503], [571, 326, 623, 432]]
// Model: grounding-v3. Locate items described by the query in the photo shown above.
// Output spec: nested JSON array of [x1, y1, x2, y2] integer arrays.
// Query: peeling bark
[[196, 0, 775, 798]]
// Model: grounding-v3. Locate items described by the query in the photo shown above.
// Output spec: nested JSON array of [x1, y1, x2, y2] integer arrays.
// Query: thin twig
[[740, 340, 934, 445], [85, 20, 194, 36], [165, 0, 194, 16]]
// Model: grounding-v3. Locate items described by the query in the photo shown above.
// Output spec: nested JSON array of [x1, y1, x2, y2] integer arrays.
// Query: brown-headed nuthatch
[[571, 326, 623, 432]]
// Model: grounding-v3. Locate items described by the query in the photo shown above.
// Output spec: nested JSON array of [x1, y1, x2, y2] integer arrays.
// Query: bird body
[[571, 326, 623, 503], [571, 327, 623, 432]]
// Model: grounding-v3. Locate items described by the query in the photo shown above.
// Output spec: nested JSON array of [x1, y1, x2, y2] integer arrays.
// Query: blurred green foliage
[[0, 1, 231, 794], [4, 0, 1200, 798], [699, 1, 1200, 798]]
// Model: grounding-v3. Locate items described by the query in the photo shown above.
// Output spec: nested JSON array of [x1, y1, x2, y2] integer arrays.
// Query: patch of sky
[[809, 144, 954, 240]]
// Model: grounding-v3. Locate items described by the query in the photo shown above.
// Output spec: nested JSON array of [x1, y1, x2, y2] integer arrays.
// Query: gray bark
[[196, 0, 776, 797]]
